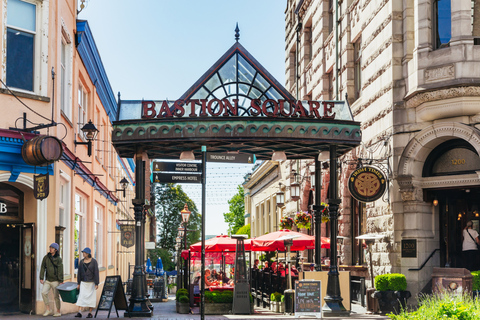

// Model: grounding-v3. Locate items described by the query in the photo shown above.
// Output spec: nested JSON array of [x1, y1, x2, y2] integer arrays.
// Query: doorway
[[0, 224, 20, 313], [434, 188, 480, 269], [0, 223, 35, 315]]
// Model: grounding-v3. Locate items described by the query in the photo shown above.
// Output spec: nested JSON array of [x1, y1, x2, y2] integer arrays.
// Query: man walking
[[40, 243, 64, 317]]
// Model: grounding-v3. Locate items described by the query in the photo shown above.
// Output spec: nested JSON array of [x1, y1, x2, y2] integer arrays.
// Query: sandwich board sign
[[295, 280, 322, 319], [95, 275, 130, 318]]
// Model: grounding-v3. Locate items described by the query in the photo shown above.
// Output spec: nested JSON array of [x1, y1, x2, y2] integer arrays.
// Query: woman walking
[[75, 248, 99, 318]]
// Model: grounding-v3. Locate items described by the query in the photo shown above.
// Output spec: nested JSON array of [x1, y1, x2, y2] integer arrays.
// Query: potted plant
[[176, 288, 190, 314], [294, 212, 312, 229], [168, 283, 177, 294], [280, 294, 285, 313], [280, 216, 294, 230], [373, 273, 411, 315], [270, 292, 282, 312], [472, 270, 480, 299]]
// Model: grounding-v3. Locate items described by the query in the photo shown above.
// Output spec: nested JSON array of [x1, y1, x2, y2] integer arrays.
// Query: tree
[[223, 185, 245, 235], [147, 248, 175, 271], [154, 183, 201, 255], [236, 223, 250, 238]]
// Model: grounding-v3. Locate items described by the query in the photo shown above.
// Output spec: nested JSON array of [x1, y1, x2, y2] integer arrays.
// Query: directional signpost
[[206, 153, 255, 164], [152, 161, 202, 184]]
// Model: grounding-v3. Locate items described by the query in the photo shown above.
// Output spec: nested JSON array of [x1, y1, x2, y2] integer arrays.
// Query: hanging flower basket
[[321, 202, 330, 223], [279, 216, 294, 230], [294, 211, 312, 229]]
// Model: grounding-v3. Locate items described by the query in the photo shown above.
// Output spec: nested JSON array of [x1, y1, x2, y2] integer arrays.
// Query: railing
[[408, 248, 440, 271]]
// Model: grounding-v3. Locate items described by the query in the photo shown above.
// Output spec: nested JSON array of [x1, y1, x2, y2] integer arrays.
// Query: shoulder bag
[[466, 229, 480, 250]]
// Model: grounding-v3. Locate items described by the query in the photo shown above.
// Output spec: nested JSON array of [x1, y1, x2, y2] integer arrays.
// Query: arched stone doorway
[[397, 123, 480, 280]]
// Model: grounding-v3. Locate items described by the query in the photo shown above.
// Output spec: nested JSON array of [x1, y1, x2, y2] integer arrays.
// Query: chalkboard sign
[[95, 276, 130, 318], [295, 280, 322, 319]]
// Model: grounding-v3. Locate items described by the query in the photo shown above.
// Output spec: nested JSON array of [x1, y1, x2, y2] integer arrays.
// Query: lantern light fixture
[[74, 120, 99, 157]]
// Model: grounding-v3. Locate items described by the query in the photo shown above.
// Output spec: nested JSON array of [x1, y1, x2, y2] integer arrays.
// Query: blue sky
[[81, 1, 287, 235], [80, 0, 287, 100]]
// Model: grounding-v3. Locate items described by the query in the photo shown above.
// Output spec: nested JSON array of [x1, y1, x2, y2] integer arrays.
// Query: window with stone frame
[[327, 72, 334, 100], [6, 0, 36, 91], [78, 85, 88, 140], [328, 0, 334, 34], [60, 30, 73, 120], [354, 38, 362, 101], [433, 0, 451, 49]]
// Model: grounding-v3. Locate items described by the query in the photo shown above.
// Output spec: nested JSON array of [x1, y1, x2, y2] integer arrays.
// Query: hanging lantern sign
[[348, 166, 387, 202], [33, 173, 49, 200], [120, 224, 135, 248]]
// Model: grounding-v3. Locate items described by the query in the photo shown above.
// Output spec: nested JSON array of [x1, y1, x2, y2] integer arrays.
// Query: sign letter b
[[0, 203, 6, 213]]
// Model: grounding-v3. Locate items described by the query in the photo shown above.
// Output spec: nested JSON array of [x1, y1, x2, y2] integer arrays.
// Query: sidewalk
[[1, 295, 390, 320]]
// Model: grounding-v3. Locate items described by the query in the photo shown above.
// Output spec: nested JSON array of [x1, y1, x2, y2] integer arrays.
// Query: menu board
[[295, 280, 322, 319], [95, 276, 129, 318]]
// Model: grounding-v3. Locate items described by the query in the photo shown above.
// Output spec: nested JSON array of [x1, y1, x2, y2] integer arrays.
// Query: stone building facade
[[0, 1, 153, 314], [280, 0, 480, 299]]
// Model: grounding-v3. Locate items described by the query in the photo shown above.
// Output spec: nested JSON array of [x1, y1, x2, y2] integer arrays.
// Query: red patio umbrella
[[250, 229, 330, 251], [190, 234, 251, 252]]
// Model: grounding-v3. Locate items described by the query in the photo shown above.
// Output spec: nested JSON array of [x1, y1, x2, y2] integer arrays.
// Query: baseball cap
[[50, 243, 59, 251], [82, 247, 91, 254]]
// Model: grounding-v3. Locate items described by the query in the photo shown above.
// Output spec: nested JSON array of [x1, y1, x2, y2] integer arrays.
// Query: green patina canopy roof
[[112, 42, 361, 160]]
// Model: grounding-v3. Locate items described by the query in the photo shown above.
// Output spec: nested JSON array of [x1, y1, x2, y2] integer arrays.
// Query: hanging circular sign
[[348, 166, 387, 202]]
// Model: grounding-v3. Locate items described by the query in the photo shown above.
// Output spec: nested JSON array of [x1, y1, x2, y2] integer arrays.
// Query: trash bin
[[57, 282, 78, 304], [284, 289, 295, 314]]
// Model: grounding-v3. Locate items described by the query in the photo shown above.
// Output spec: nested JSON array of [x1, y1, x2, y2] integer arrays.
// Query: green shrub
[[471, 271, 480, 291], [236, 224, 251, 238], [389, 293, 480, 320], [270, 292, 282, 302], [205, 290, 234, 303], [176, 288, 189, 300], [280, 295, 285, 302], [375, 273, 407, 291], [178, 295, 189, 303]]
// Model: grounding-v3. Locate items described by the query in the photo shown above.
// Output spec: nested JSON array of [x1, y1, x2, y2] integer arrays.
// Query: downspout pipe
[[335, 0, 339, 99]]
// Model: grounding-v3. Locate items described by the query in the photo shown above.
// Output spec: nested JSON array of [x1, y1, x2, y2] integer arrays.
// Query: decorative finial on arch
[[235, 23, 240, 42]]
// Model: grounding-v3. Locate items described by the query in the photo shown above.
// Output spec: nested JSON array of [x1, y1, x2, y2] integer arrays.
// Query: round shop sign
[[348, 166, 387, 202]]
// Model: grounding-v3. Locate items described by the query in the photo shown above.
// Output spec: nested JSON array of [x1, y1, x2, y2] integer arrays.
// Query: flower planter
[[270, 301, 281, 312], [374, 290, 411, 315], [176, 301, 190, 314], [205, 302, 232, 314]]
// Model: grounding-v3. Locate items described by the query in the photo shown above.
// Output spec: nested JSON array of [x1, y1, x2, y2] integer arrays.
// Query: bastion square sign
[[112, 41, 361, 161]]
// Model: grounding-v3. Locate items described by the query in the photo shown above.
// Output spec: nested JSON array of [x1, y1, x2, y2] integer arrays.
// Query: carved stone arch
[[398, 122, 480, 178]]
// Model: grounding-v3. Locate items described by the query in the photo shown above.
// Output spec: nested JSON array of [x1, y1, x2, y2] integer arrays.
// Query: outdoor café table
[[209, 285, 234, 292]]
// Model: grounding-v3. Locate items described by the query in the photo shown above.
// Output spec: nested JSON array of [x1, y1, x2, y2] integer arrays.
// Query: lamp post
[[74, 120, 99, 157], [180, 204, 191, 290], [127, 156, 152, 317], [322, 144, 349, 317]]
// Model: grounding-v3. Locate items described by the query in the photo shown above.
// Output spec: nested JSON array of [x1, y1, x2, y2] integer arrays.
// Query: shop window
[[6, 0, 36, 91], [59, 177, 71, 271], [351, 199, 366, 265], [433, 0, 451, 49], [0, 183, 24, 222], [94, 205, 103, 266], [74, 193, 87, 270]]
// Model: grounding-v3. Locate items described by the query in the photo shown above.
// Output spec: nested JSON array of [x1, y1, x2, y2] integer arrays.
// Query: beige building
[[0, 0, 150, 315], [247, 0, 480, 300]]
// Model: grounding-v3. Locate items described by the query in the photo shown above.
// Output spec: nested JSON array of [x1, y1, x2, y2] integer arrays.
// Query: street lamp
[[115, 177, 129, 198], [180, 204, 191, 289], [74, 120, 99, 157]]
